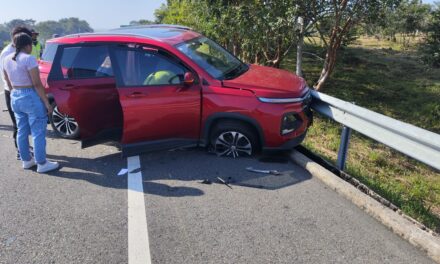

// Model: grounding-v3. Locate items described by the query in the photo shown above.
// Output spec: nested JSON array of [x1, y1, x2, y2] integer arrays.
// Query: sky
[[1, 0, 167, 31], [1, 0, 437, 31]]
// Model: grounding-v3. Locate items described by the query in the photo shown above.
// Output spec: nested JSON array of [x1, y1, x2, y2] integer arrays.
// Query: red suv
[[40, 25, 312, 157]]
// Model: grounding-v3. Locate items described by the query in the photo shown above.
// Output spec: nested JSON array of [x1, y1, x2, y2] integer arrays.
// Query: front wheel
[[49, 102, 80, 139], [210, 121, 259, 158]]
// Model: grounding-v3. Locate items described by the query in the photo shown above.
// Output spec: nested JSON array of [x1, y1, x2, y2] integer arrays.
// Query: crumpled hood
[[222, 64, 308, 98]]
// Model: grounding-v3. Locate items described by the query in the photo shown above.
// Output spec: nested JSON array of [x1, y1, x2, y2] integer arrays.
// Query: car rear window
[[41, 43, 59, 62]]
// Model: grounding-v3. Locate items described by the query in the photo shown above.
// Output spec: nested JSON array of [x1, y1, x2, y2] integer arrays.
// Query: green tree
[[0, 18, 93, 45], [157, 0, 300, 68], [398, 0, 431, 36], [363, 0, 431, 44], [34, 21, 65, 41], [0, 19, 36, 46], [421, 4, 440, 67], [308, 0, 401, 90], [154, 4, 169, 23], [6, 19, 36, 29], [58, 17, 93, 35], [35, 18, 93, 42], [0, 25, 10, 48], [129, 19, 155, 26]]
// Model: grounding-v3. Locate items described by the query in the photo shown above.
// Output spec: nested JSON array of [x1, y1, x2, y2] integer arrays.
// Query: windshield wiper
[[222, 63, 248, 80]]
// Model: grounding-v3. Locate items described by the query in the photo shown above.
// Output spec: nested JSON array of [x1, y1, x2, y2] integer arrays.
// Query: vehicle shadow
[[45, 152, 128, 189], [45, 151, 205, 197], [43, 148, 311, 198]]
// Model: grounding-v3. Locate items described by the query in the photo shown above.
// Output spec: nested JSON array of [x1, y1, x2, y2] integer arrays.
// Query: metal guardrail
[[310, 90, 440, 171]]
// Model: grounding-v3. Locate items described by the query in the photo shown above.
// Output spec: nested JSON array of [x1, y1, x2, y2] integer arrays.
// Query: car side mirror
[[183, 72, 195, 86]]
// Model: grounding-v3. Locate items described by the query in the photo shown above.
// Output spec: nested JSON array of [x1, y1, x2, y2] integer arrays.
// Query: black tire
[[49, 101, 80, 139], [210, 120, 259, 158]]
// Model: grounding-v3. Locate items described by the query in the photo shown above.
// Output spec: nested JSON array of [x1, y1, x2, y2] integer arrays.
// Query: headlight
[[281, 112, 302, 135]]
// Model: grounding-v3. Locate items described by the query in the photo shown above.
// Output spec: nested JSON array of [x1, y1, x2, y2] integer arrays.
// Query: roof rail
[[60, 24, 193, 41], [111, 24, 192, 31]]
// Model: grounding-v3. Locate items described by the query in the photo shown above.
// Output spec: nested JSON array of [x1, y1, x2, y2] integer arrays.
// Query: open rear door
[[47, 43, 123, 147]]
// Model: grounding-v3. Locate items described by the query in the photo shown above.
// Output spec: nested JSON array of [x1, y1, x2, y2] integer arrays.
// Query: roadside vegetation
[[0, 18, 92, 46], [281, 37, 440, 231]]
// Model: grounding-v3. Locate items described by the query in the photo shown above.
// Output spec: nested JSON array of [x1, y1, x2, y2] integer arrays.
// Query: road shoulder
[[290, 150, 440, 263]]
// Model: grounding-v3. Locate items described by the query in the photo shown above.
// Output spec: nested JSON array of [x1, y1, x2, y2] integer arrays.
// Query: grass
[[281, 36, 440, 232]]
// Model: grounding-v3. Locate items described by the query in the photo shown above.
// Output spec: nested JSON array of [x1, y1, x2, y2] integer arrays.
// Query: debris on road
[[129, 168, 142, 174], [117, 168, 128, 176], [216, 177, 233, 189], [199, 179, 212, 185], [246, 167, 281, 175]]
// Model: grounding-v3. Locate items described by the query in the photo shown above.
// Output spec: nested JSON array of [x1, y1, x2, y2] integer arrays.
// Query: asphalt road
[[0, 91, 435, 264]]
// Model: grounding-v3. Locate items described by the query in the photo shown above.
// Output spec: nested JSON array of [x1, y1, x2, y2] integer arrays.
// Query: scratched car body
[[40, 25, 312, 157]]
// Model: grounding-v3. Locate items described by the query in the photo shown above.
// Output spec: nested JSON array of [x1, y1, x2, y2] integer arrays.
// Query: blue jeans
[[11, 88, 48, 164]]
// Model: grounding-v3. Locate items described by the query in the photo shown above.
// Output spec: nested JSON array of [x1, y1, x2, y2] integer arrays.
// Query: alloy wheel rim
[[52, 106, 78, 136], [214, 131, 252, 158]]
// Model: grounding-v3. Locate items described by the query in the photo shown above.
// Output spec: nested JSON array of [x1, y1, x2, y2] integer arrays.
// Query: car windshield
[[176, 37, 248, 80]]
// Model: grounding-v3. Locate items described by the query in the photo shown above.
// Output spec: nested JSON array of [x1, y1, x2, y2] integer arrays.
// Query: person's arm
[[3, 70, 13, 91], [29, 67, 52, 114]]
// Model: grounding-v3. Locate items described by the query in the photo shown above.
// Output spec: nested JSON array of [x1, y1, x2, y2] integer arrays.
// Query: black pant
[[4, 90, 18, 149]]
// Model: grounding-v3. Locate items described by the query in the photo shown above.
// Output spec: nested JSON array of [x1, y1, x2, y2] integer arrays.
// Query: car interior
[[113, 47, 185, 87]]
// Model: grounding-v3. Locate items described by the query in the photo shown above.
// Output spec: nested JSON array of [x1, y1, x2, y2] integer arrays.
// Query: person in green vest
[[30, 29, 42, 60]]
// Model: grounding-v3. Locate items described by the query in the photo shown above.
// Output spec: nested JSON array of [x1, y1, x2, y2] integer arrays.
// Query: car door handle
[[127, 92, 146, 98], [60, 84, 77, 90]]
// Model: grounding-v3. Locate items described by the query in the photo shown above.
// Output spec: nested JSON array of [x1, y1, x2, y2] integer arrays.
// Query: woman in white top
[[0, 26, 34, 158], [3, 32, 59, 173]]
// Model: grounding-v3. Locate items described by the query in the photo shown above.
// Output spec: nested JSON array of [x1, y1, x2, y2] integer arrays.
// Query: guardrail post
[[336, 126, 352, 171]]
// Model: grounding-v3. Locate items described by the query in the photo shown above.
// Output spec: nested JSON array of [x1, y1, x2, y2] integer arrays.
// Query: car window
[[41, 43, 59, 63], [59, 45, 113, 79], [112, 47, 186, 87]]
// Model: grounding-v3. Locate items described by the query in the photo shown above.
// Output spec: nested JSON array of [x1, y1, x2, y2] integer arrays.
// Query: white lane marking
[[127, 156, 152, 264]]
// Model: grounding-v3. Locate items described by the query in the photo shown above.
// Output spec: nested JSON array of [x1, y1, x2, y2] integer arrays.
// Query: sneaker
[[22, 158, 37, 169], [37, 161, 60, 173]]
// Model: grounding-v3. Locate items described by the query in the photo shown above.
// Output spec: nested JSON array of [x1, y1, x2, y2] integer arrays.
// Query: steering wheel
[[207, 56, 228, 69], [168, 75, 180, 84]]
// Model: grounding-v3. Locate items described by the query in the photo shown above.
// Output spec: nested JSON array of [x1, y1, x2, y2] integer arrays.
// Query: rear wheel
[[50, 102, 80, 139], [210, 121, 259, 158]]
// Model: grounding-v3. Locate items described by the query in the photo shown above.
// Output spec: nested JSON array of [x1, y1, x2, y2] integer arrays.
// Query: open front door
[[47, 44, 123, 147], [110, 45, 201, 156]]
